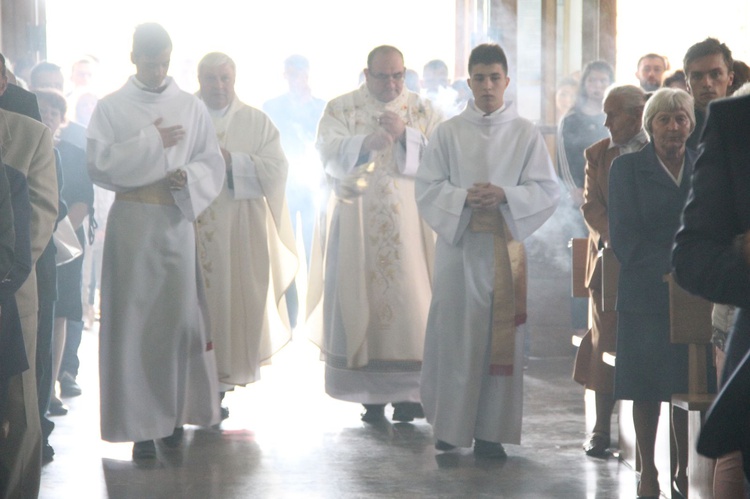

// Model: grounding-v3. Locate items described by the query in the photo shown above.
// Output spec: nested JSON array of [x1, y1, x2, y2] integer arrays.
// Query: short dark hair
[[662, 69, 686, 89], [683, 38, 733, 75], [132, 23, 172, 58], [577, 60, 614, 102], [30, 61, 62, 88], [367, 45, 403, 69], [468, 44, 508, 75], [34, 88, 67, 118]]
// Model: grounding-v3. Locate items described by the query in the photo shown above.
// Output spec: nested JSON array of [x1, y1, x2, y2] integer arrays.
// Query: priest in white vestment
[[313, 45, 442, 422], [416, 44, 559, 457], [87, 24, 224, 459], [195, 53, 298, 411]]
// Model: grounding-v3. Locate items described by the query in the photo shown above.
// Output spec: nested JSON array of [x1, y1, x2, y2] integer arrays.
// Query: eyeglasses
[[370, 71, 405, 82]]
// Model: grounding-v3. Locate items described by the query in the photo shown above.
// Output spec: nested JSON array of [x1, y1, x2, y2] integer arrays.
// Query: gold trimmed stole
[[469, 208, 527, 376]]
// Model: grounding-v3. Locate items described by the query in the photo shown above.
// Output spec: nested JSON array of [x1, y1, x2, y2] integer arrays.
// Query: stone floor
[[39, 326, 648, 499]]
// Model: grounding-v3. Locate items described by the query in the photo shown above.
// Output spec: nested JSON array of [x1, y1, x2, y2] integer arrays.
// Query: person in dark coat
[[673, 93, 750, 484], [609, 88, 696, 498]]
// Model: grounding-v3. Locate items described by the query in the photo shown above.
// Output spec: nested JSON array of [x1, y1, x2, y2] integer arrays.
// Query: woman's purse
[[53, 216, 83, 266]]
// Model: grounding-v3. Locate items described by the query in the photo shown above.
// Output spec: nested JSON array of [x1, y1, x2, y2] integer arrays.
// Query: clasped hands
[[362, 111, 406, 152], [466, 183, 506, 210]]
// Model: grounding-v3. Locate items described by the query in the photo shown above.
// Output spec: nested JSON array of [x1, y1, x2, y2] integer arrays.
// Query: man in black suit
[[672, 93, 750, 481], [0, 54, 42, 122]]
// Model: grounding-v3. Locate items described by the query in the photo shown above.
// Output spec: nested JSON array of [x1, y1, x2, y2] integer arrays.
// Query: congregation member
[[683, 37, 734, 150], [0, 54, 42, 122], [574, 85, 648, 457], [29, 61, 87, 151], [608, 88, 696, 498], [421, 59, 459, 117], [0, 159, 33, 414], [196, 52, 297, 418], [635, 53, 668, 92], [315, 45, 441, 423], [87, 23, 224, 461], [557, 60, 614, 341], [673, 84, 750, 497], [0, 58, 58, 498], [416, 43, 559, 458]]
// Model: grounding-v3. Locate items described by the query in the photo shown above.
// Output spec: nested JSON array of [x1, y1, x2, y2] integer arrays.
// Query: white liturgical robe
[[195, 97, 298, 386], [311, 84, 441, 404], [416, 100, 559, 447], [88, 76, 225, 442]]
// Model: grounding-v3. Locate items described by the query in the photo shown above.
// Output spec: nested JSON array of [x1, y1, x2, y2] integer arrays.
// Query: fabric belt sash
[[115, 179, 175, 206], [469, 208, 527, 376]]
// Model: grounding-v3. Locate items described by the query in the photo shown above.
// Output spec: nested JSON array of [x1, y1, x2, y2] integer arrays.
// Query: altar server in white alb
[[195, 52, 298, 416], [87, 23, 224, 460], [416, 43, 559, 458], [313, 45, 442, 423]]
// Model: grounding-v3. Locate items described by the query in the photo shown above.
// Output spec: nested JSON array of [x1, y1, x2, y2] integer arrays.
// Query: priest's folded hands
[[466, 182, 507, 209]]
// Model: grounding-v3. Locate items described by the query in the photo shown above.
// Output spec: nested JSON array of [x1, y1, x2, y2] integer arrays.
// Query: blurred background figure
[[263, 55, 326, 330], [420, 59, 458, 117], [662, 69, 688, 91], [635, 53, 668, 92], [557, 61, 614, 340], [555, 76, 579, 123]]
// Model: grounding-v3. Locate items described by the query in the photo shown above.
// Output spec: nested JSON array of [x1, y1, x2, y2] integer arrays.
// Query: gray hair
[[197, 52, 236, 76], [642, 88, 695, 136], [604, 84, 647, 113]]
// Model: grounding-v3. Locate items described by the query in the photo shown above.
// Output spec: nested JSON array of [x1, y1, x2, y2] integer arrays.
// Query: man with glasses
[[314, 45, 441, 423]]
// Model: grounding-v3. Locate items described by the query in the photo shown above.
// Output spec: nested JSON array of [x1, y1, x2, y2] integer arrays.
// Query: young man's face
[[686, 53, 734, 111], [131, 48, 171, 89], [468, 63, 509, 115]]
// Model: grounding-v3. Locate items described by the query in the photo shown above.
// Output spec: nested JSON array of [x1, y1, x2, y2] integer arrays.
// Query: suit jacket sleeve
[[0, 166, 32, 300], [672, 102, 750, 308], [581, 141, 610, 247]]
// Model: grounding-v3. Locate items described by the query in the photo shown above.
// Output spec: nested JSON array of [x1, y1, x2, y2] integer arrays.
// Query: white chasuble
[[312, 85, 441, 403], [195, 97, 298, 386]]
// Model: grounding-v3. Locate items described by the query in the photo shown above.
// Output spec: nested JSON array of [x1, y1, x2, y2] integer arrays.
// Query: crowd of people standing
[[0, 21, 749, 499]]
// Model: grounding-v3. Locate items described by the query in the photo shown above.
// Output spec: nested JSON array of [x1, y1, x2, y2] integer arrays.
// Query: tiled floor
[[39, 326, 644, 499]]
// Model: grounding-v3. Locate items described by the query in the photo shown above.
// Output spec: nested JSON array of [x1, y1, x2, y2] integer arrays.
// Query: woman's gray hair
[[197, 52, 236, 76], [642, 88, 695, 136]]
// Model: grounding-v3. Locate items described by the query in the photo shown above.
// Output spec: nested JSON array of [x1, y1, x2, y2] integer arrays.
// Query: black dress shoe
[[59, 372, 82, 397], [435, 440, 456, 451], [474, 439, 507, 459], [42, 442, 55, 463], [361, 404, 386, 422], [132, 440, 156, 460], [161, 426, 184, 448], [47, 397, 68, 417], [392, 402, 425, 422], [582, 432, 610, 457]]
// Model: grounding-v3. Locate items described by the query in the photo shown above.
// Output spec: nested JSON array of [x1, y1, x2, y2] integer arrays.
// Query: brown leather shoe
[[583, 432, 610, 457]]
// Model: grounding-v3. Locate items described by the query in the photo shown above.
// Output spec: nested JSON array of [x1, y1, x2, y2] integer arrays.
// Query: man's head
[[71, 57, 96, 89], [29, 61, 64, 91], [635, 54, 668, 92], [364, 46, 405, 103], [683, 38, 734, 111], [283, 54, 310, 95], [422, 59, 449, 93], [467, 43, 510, 115], [197, 52, 236, 110], [578, 60, 614, 103], [130, 23, 172, 89], [603, 85, 647, 145]]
